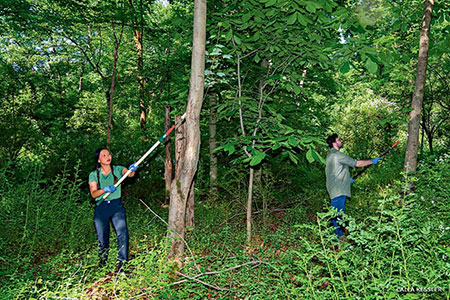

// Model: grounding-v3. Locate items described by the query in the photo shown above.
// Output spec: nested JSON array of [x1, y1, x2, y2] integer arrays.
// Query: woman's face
[[98, 149, 112, 165]]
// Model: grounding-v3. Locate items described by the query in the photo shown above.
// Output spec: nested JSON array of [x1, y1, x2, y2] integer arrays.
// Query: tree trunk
[[167, 0, 206, 262], [209, 92, 218, 196], [127, 0, 146, 128], [106, 25, 124, 148], [246, 167, 255, 243], [186, 179, 195, 229], [164, 106, 173, 205], [403, 0, 434, 180]]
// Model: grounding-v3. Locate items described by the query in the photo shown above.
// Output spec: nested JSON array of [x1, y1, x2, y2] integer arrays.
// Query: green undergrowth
[[0, 154, 449, 299]]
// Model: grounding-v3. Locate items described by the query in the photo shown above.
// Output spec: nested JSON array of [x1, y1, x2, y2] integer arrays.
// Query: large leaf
[[287, 13, 297, 25], [340, 61, 350, 73], [306, 148, 314, 163], [288, 136, 299, 147], [223, 143, 235, 155], [311, 149, 325, 164], [366, 58, 378, 74], [250, 151, 266, 166]]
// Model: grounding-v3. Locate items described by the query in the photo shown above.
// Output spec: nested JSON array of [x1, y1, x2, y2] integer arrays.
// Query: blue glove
[[128, 163, 139, 172], [372, 157, 381, 165], [104, 185, 116, 193], [350, 178, 355, 184]]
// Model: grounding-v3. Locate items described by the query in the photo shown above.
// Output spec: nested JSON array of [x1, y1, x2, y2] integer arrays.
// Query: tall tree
[[106, 24, 125, 147], [167, 0, 206, 261], [404, 0, 434, 179], [164, 105, 173, 204], [127, 0, 146, 128], [208, 91, 218, 196]]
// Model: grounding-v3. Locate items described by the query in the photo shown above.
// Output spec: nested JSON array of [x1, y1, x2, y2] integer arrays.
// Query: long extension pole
[[353, 140, 399, 180], [100, 113, 187, 203]]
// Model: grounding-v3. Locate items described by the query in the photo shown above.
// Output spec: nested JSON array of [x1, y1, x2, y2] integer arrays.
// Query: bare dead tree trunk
[[209, 92, 218, 196], [403, 0, 434, 183], [127, 0, 146, 128], [167, 0, 206, 262], [106, 24, 124, 148], [186, 179, 195, 229], [164, 106, 173, 204]]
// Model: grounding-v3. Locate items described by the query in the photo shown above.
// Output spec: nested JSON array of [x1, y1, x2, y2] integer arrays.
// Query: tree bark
[[167, 0, 206, 262], [106, 24, 124, 148], [209, 92, 218, 196], [246, 167, 254, 243], [127, 0, 146, 128], [164, 106, 173, 204], [186, 179, 195, 229], [403, 0, 434, 179]]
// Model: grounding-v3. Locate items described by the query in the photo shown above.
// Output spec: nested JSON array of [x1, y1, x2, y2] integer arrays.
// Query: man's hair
[[326, 133, 339, 148]]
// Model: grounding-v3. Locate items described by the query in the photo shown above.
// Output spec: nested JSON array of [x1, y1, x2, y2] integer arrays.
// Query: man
[[325, 134, 380, 237]]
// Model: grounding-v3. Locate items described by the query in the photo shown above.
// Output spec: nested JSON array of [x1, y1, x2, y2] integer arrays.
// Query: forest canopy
[[0, 0, 449, 298]]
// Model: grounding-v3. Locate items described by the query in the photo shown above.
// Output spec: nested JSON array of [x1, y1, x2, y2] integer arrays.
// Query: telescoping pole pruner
[[353, 140, 399, 180], [100, 113, 187, 204]]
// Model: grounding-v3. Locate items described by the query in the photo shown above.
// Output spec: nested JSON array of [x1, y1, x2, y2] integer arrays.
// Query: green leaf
[[340, 61, 350, 73], [225, 30, 232, 42], [297, 13, 308, 26], [272, 142, 281, 151], [300, 137, 313, 144], [293, 84, 301, 95], [306, 148, 314, 163], [287, 13, 297, 25], [233, 35, 241, 45], [265, 0, 277, 7], [250, 152, 266, 166], [366, 58, 378, 74], [224, 143, 235, 155], [289, 152, 298, 164], [288, 136, 299, 147], [306, 3, 316, 13], [242, 13, 253, 23], [311, 149, 325, 164]]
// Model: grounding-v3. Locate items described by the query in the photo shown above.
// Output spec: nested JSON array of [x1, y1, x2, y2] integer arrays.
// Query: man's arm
[[356, 160, 373, 168], [356, 157, 380, 167]]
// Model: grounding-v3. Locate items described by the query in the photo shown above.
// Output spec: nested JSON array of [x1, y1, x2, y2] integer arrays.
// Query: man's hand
[[372, 157, 381, 165], [350, 178, 355, 184], [104, 185, 117, 193]]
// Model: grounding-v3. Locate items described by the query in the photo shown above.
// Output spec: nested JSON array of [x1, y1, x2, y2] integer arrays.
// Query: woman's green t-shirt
[[88, 166, 125, 202]]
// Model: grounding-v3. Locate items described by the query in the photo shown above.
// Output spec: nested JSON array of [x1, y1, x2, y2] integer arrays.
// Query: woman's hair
[[326, 133, 339, 148], [94, 148, 118, 189]]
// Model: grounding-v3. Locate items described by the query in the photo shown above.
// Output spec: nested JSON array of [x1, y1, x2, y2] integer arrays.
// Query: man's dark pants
[[330, 195, 346, 237]]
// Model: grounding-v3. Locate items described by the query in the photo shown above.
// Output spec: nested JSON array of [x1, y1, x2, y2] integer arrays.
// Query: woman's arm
[[89, 181, 106, 198], [122, 168, 135, 177]]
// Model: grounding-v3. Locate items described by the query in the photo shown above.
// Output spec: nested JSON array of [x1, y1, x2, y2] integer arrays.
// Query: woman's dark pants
[[94, 198, 129, 270]]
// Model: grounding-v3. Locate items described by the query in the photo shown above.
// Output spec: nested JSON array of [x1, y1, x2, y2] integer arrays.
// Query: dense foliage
[[0, 0, 449, 299]]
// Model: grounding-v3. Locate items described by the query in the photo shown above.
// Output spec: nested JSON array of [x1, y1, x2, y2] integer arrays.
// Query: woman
[[88, 148, 138, 271]]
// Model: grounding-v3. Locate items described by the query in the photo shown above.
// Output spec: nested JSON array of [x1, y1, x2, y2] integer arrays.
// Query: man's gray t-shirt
[[325, 148, 357, 199]]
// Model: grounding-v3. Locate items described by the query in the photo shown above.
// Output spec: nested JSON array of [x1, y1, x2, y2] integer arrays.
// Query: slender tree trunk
[[164, 106, 173, 205], [186, 179, 195, 229], [403, 0, 434, 181], [246, 167, 254, 242], [106, 25, 124, 148], [167, 0, 206, 262], [209, 92, 218, 196], [127, 0, 146, 128]]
